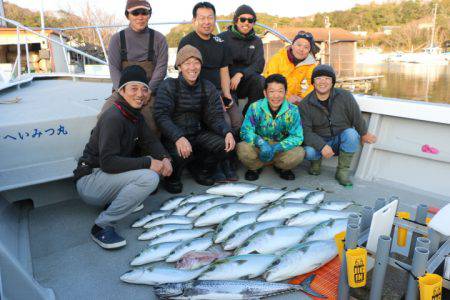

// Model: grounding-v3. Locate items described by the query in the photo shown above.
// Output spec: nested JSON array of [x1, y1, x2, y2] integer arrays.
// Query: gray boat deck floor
[[28, 164, 449, 300]]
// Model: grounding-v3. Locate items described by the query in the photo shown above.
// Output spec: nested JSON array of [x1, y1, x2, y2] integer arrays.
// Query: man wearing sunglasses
[[178, 2, 242, 182], [218, 5, 265, 117], [101, 0, 168, 136]]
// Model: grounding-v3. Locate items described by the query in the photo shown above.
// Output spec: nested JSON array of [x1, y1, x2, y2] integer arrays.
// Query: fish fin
[[296, 274, 327, 298], [249, 250, 261, 254]]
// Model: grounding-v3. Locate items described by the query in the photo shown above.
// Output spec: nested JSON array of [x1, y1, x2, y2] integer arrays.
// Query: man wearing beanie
[[218, 4, 265, 117], [178, 2, 242, 182], [154, 45, 235, 193], [264, 30, 318, 104], [74, 65, 172, 249], [299, 64, 377, 186], [100, 0, 168, 135]]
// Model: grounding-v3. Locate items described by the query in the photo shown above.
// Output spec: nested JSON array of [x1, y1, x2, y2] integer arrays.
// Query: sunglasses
[[239, 17, 255, 24], [130, 8, 151, 16]]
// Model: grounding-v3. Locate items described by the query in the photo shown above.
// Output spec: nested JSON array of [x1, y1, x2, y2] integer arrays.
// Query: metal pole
[[40, 0, 45, 36], [338, 221, 360, 300], [59, 33, 70, 73], [24, 37, 30, 74], [0, 0, 6, 27], [95, 27, 109, 65], [16, 26, 21, 79], [360, 206, 373, 231], [428, 228, 441, 257], [405, 247, 429, 300], [408, 204, 428, 259], [369, 235, 391, 300]]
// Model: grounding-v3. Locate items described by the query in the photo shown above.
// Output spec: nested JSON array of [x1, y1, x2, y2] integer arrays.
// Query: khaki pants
[[237, 141, 305, 171]]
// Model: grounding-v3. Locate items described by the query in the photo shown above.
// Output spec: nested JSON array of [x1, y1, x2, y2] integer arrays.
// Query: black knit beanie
[[312, 64, 336, 85], [233, 5, 256, 23], [118, 65, 149, 91]]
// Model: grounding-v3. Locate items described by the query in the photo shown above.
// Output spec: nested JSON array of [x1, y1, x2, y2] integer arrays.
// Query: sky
[[6, 0, 387, 33]]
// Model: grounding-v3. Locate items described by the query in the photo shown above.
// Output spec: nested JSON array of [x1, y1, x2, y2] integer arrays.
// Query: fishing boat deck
[[28, 166, 449, 300]]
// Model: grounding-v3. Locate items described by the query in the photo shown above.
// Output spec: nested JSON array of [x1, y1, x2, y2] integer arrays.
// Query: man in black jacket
[[154, 45, 235, 194], [218, 4, 265, 116], [74, 65, 172, 249], [299, 65, 377, 186]]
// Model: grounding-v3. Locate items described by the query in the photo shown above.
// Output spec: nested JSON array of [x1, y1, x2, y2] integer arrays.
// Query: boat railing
[[0, 16, 291, 90]]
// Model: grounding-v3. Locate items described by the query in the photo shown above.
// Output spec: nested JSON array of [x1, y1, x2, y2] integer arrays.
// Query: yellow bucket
[[396, 212, 410, 247], [334, 231, 346, 262], [346, 247, 367, 288], [418, 273, 442, 300]]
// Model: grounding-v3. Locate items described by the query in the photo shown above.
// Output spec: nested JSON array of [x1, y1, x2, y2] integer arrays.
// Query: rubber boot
[[308, 159, 322, 175], [335, 151, 354, 187]]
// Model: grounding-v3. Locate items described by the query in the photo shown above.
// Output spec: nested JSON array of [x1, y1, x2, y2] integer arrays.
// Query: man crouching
[[154, 45, 235, 194], [74, 65, 172, 249]]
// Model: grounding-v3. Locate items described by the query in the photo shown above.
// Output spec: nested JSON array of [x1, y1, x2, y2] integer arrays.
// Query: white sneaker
[[132, 203, 144, 213]]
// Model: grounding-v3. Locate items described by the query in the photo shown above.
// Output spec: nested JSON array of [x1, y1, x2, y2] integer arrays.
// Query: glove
[[255, 138, 274, 162]]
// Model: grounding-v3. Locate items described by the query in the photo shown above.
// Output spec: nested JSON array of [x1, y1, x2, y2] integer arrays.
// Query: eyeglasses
[[239, 17, 255, 24], [130, 8, 151, 16]]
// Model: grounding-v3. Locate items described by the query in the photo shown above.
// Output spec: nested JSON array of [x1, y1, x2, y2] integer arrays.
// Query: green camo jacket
[[240, 98, 303, 151]]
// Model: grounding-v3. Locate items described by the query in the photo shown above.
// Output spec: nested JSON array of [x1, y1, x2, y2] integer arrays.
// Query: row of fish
[[121, 183, 355, 298]]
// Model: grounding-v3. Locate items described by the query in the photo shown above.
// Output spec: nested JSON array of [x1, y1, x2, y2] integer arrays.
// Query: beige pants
[[237, 141, 305, 171]]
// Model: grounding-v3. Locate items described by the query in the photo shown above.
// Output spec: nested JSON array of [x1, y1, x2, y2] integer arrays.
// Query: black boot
[[222, 159, 239, 182], [274, 166, 295, 180], [245, 168, 263, 181], [163, 178, 183, 194]]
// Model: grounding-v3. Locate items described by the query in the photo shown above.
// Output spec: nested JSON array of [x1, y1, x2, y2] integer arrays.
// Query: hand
[[224, 132, 236, 152], [361, 133, 377, 144], [222, 96, 234, 109], [175, 137, 192, 159], [287, 95, 302, 104], [230, 73, 243, 91], [150, 159, 164, 174], [257, 140, 275, 163], [321, 145, 335, 159], [161, 158, 173, 177]]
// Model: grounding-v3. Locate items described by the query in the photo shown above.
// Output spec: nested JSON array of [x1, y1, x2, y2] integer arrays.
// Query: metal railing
[[0, 16, 291, 88]]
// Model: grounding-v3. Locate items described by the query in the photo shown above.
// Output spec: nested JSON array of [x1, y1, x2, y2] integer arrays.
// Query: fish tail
[[294, 274, 327, 298]]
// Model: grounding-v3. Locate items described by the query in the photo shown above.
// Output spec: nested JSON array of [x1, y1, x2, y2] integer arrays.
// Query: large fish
[[286, 209, 353, 227], [206, 183, 259, 197], [131, 210, 173, 228], [264, 240, 338, 282], [143, 215, 192, 229], [138, 224, 193, 241], [149, 228, 213, 246], [235, 226, 311, 255], [120, 265, 208, 285], [187, 197, 237, 218], [279, 188, 315, 200], [303, 219, 348, 242], [198, 254, 277, 280], [223, 220, 284, 251], [194, 203, 264, 227], [180, 194, 220, 205], [165, 236, 213, 263], [130, 241, 183, 266], [319, 200, 356, 211], [214, 211, 261, 244], [172, 203, 197, 216], [160, 195, 190, 211], [303, 191, 326, 205], [237, 187, 287, 204], [154, 277, 325, 299], [257, 202, 315, 222]]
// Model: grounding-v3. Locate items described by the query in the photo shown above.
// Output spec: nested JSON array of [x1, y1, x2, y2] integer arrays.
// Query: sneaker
[[132, 203, 144, 213], [90, 225, 126, 249], [222, 160, 239, 182]]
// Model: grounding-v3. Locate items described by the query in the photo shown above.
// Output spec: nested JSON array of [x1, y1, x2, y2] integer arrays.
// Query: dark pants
[[233, 73, 265, 116], [163, 131, 228, 182]]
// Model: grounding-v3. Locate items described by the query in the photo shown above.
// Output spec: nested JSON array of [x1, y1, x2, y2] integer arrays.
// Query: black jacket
[[299, 88, 368, 151], [74, 97, 169, 180], [218, 26, 265, 78], [153, 76, 231, 143]]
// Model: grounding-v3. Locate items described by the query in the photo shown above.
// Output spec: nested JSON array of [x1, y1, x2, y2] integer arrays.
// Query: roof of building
[[266, 27, 358, 42]]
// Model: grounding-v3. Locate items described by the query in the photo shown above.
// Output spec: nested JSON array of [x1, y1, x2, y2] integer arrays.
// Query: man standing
[[154, 45, 235, 193], [178, 2, 241, 181], [299, 65, 377, 186], [218, 4, 265, 116], [102, 0, 168, 134], [74, 65, 172, 249]]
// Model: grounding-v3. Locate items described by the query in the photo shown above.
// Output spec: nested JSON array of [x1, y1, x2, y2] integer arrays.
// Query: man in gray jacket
[[299, 65, 377, 186]]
